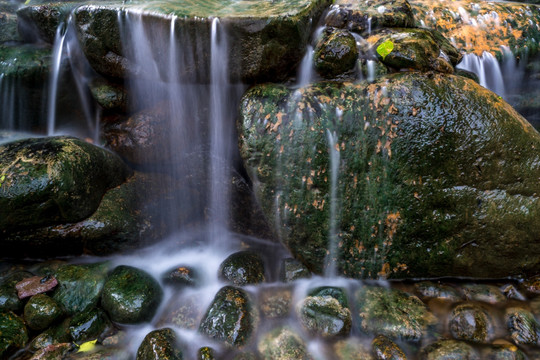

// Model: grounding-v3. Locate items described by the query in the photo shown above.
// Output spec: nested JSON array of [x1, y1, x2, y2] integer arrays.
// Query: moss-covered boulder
[[219, 251, 265, 286], [101, 265, 163, 324], [72, 0, 331, 82], [238, 72, 540, 279], [314, 28, 359, 78], [24, 294, 63, 331], [326, 0, 415, 35], [17, 3, 78, 43], [52, 262, 109, 315], [257, 327, 312, 360], [354, 286, 432, 341], [0, 311, 28, 358], [0, 136, 131, 234], [136, 328, 183, 360], [372, 335, 407, 360], [199, 286, 258, 347], [420, 339, 480, 359], [449, 304, 494, 343], [297, 295, 352, 337]]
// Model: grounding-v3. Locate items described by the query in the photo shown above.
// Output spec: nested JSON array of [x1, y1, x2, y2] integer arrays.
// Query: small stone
[[161, 266, 200, 288], [259, 286, 292, 318], [0, 311, 29, 358], [24, 294, 63, 331], [158, 294, 204, 330], [257, 327, 312, 360], [136, 328, 183, 360], [197, 346, 215, 360], [372, 335, 407, 360], [522, 275, 540, 295], [420, 339, 480, 359], [28, 343, 74, 360], [333, 337, 373, 360], [101, 265, 163, 324], [449, 303, 494, 343], [279, 258, 311, 282], [28, 318, 71, 352], [0, 271, 33, 312], [414, 281, 462, 302], [16, 275, 58, 299], [308, 286, 349, 308], [297, 295, 352, 337], [69, 308, 112, 345], [500, 284, 526, 301], [462, 284, 506, 304], [199, 286, 258, 347], [505, 307, 540, 345], [483, 343, 527, 360], [219, 251, 265, 286], [314, 28, 359, 78]]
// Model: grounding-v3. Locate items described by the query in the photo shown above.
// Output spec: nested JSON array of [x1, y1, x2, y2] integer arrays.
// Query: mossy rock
[[279, 258, 311, 282], [371, 335, 407, 360], [0, 270, 33, 312], [505, 307, 540, 345], [199, 286, 258, 347], [17, 3, 78, 43], [414, 282, 462, 302], [297, 295, 352, 337], [326, 0, 415, 35], [462, 284, 506, 304], [0, 136, 131, 234], [28, 318, 71, 352], [68, 308, 112, 344], [162, 265, 201, 289], [238, 72, 540, 279], [136, 328, 183, 360], [24, 294, 63, 331], [420, 339, 480, 359], [257, 327, 313, 360], [449, 304, 494, 343], [308, 286, 348, 308], [52, 262, 109, 315], [314, 28, 359, 78], [73, 0, 332, 82], [483, 344, 527, 360], [101, 265, 163, 324], [333, 337, 373, 360], [0, 43, 51, 84], [0, 11, 20, 42], [0, 311, 28, 358], [219, 251, 265, 286], [354, 286, 432, 341]]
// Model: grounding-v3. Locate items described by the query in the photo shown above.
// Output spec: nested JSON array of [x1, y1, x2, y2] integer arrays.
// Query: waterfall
[[324, 122, 341, 278], [46, 23, 67, 136], [296, 45, 314, 87], [456, 51, 506, 99]]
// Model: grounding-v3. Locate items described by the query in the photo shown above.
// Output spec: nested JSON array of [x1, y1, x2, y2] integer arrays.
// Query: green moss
[[0, 311, 28, 358], [24, 294, 63, 331]]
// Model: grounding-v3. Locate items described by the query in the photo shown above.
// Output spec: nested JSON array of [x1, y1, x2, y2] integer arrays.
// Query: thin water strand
[[47, 23, 67, 136]]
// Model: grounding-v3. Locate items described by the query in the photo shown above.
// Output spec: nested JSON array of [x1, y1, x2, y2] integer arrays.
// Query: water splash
[[297, 45, 314, 87]]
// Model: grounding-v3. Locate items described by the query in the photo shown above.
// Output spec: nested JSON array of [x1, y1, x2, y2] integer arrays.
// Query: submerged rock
[[333, 337, 373, 360], [449, 304, 494, 343], [279, 258, 311, 282], [238, 72, 540, 279], [219, 251, 265, 286], [354, 286, 432, 341], [0, 136, 131, 236], [101, 265, 163, 324], [462, 284, 506, 304], [199, 286, 258, 347], [297, 295, 352, 337], [259, 286, 292, 318], [505, 307, 540, 345], [136, 328, 183, 360], [483, 343, 527, 360], [257, 327, 312, 360], [420, 339, 480, 359], [414, 282, 462, 302]]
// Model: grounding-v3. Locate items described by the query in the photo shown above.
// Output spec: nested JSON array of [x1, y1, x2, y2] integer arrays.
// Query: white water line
[[47, 23, 67, 136], [457, 51, 506, 99], [297, 45, 314, 88]]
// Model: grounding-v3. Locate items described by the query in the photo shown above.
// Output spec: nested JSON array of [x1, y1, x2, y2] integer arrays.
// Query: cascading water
[[324, 124, 341, 278], [456, 50, 506, 98]]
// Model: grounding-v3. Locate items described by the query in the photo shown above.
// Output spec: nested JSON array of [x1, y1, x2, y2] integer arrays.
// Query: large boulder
[[64, 0, 332, 83], [238, 72, 540, 279], [0, 136, 131, 232]]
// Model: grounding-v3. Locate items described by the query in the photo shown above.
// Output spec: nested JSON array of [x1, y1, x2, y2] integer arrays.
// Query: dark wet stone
[[420, 339, 480, 359], [16, 275, 58, 299], [505, 307, 540, 345], [325, 0, 415, 35], [158, 294, 204, 330], [414, 282, 462, 302], [238, 73, 540, 279], [0, 311, 28, 358], [162, 266, 200, 288], [483, 343, 527, 360], [28, 318, 71, 352], [24, 294, 63, 331], [279, 258, 311, 282], [101, 265, 163, 324], [17, 3, 77, 43], [314, 28, 359, 78], [462, 284, 506, 304], [297, 295, 352, 337], [199, 286, 258, 347], [500, 284, 526, 301], [197, 346, 215, 360], [219, 251, 265, 286], [28, 342, 73, 360], [333, 337, 373, 360], [368, 28, 455, 73], [0, 43, 51, 85], [136, 328, 183, 360], [355, 286, 432, 341], [522, 275, 540, 295], [257, 327, 312, 360], [308, 286, 349, 307], [0, 270, 33, 312], [73, 0, 332, 83], [449, 303, 494, 343], [0, 136, 131, 237], [89, 78, 128, 113], [259, 286, 292, 318], [0, 11, 19, 43], [69, 308, 112, 344], [53, 263, 109, 316], [372, 335, 407, 360], [455, 68, 479, 84]]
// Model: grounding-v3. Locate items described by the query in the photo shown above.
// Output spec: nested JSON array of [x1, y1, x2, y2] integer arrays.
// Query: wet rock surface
[[297, 294, 352, 337], [24, 294, 62, 331], [257, 327, 312, 360], [136, 328, 183, 360], [314, 28, 359, 78], [449, 303, 494, 343], [219, 250, 265, 286]]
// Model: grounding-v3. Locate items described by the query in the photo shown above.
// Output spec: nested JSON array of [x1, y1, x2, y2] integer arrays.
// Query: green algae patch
[[0, 136, 131, 232], [238, 72, 540, 279], [0, 311, 29, 358]]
